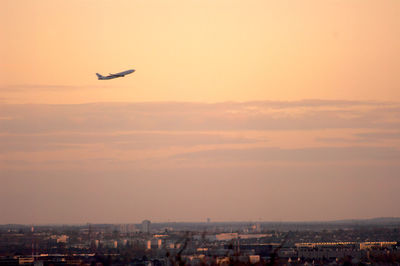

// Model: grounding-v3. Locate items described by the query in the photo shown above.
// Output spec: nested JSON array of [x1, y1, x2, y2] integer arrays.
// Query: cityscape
[[1, 218, 400, 265], [2, 1, 400, 265]]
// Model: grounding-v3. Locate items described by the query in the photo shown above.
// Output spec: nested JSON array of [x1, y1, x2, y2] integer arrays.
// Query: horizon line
[[2, 217, 400, 226]]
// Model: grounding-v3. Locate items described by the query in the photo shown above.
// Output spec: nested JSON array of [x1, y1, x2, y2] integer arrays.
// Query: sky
[[1, 0, 400, 224]]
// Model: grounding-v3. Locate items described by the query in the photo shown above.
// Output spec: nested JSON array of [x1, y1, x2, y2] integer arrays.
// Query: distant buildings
[[118, 223, 137, 234], [1, 222, 400, 265]]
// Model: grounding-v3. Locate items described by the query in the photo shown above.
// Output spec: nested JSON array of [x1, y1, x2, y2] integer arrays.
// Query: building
[[142, 220, 151, 234]]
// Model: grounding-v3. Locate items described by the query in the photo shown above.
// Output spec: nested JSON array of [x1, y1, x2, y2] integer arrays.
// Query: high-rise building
[[142, 220, 151, 234]]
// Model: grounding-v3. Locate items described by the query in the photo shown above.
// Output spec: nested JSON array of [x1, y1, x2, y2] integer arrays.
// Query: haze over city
[[1, 0, 400, 225]]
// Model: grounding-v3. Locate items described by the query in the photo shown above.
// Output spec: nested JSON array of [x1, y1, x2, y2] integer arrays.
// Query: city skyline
[[1, 0, 400, 224]]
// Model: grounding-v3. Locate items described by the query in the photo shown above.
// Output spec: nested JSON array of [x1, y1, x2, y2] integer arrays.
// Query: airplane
[[96, 69, 135, 80]]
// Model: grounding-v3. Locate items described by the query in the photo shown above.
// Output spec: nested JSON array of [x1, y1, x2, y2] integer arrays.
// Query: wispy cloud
[[172, 146, 400, 162], [0, 100, 399, 173], [0, 84, 111, 91], [0, 132, 259, 153], [355, 131, 400, 141], [1, 100, 399, 134]]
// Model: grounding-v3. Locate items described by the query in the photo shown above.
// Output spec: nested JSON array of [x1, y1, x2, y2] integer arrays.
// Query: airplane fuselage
[[96, 69, 135, 80]]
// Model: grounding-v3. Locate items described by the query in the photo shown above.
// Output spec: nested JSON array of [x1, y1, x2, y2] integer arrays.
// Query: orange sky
[[1, 1, 400, 224], [1, 0, 400, 103]]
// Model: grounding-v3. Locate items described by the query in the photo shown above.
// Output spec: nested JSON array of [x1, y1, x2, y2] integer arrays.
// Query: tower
[[141, 220, 151, 234]]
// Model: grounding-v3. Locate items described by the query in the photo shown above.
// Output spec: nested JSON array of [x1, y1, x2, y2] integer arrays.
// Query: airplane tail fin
[[96, 73, 103, 79]]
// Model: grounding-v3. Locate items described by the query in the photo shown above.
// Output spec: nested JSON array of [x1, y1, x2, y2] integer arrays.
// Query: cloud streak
[[172, 146, 400, 162], [0, 84, 112, 92], [0, 132, 259, 153], [1, 100, 399, 134]]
